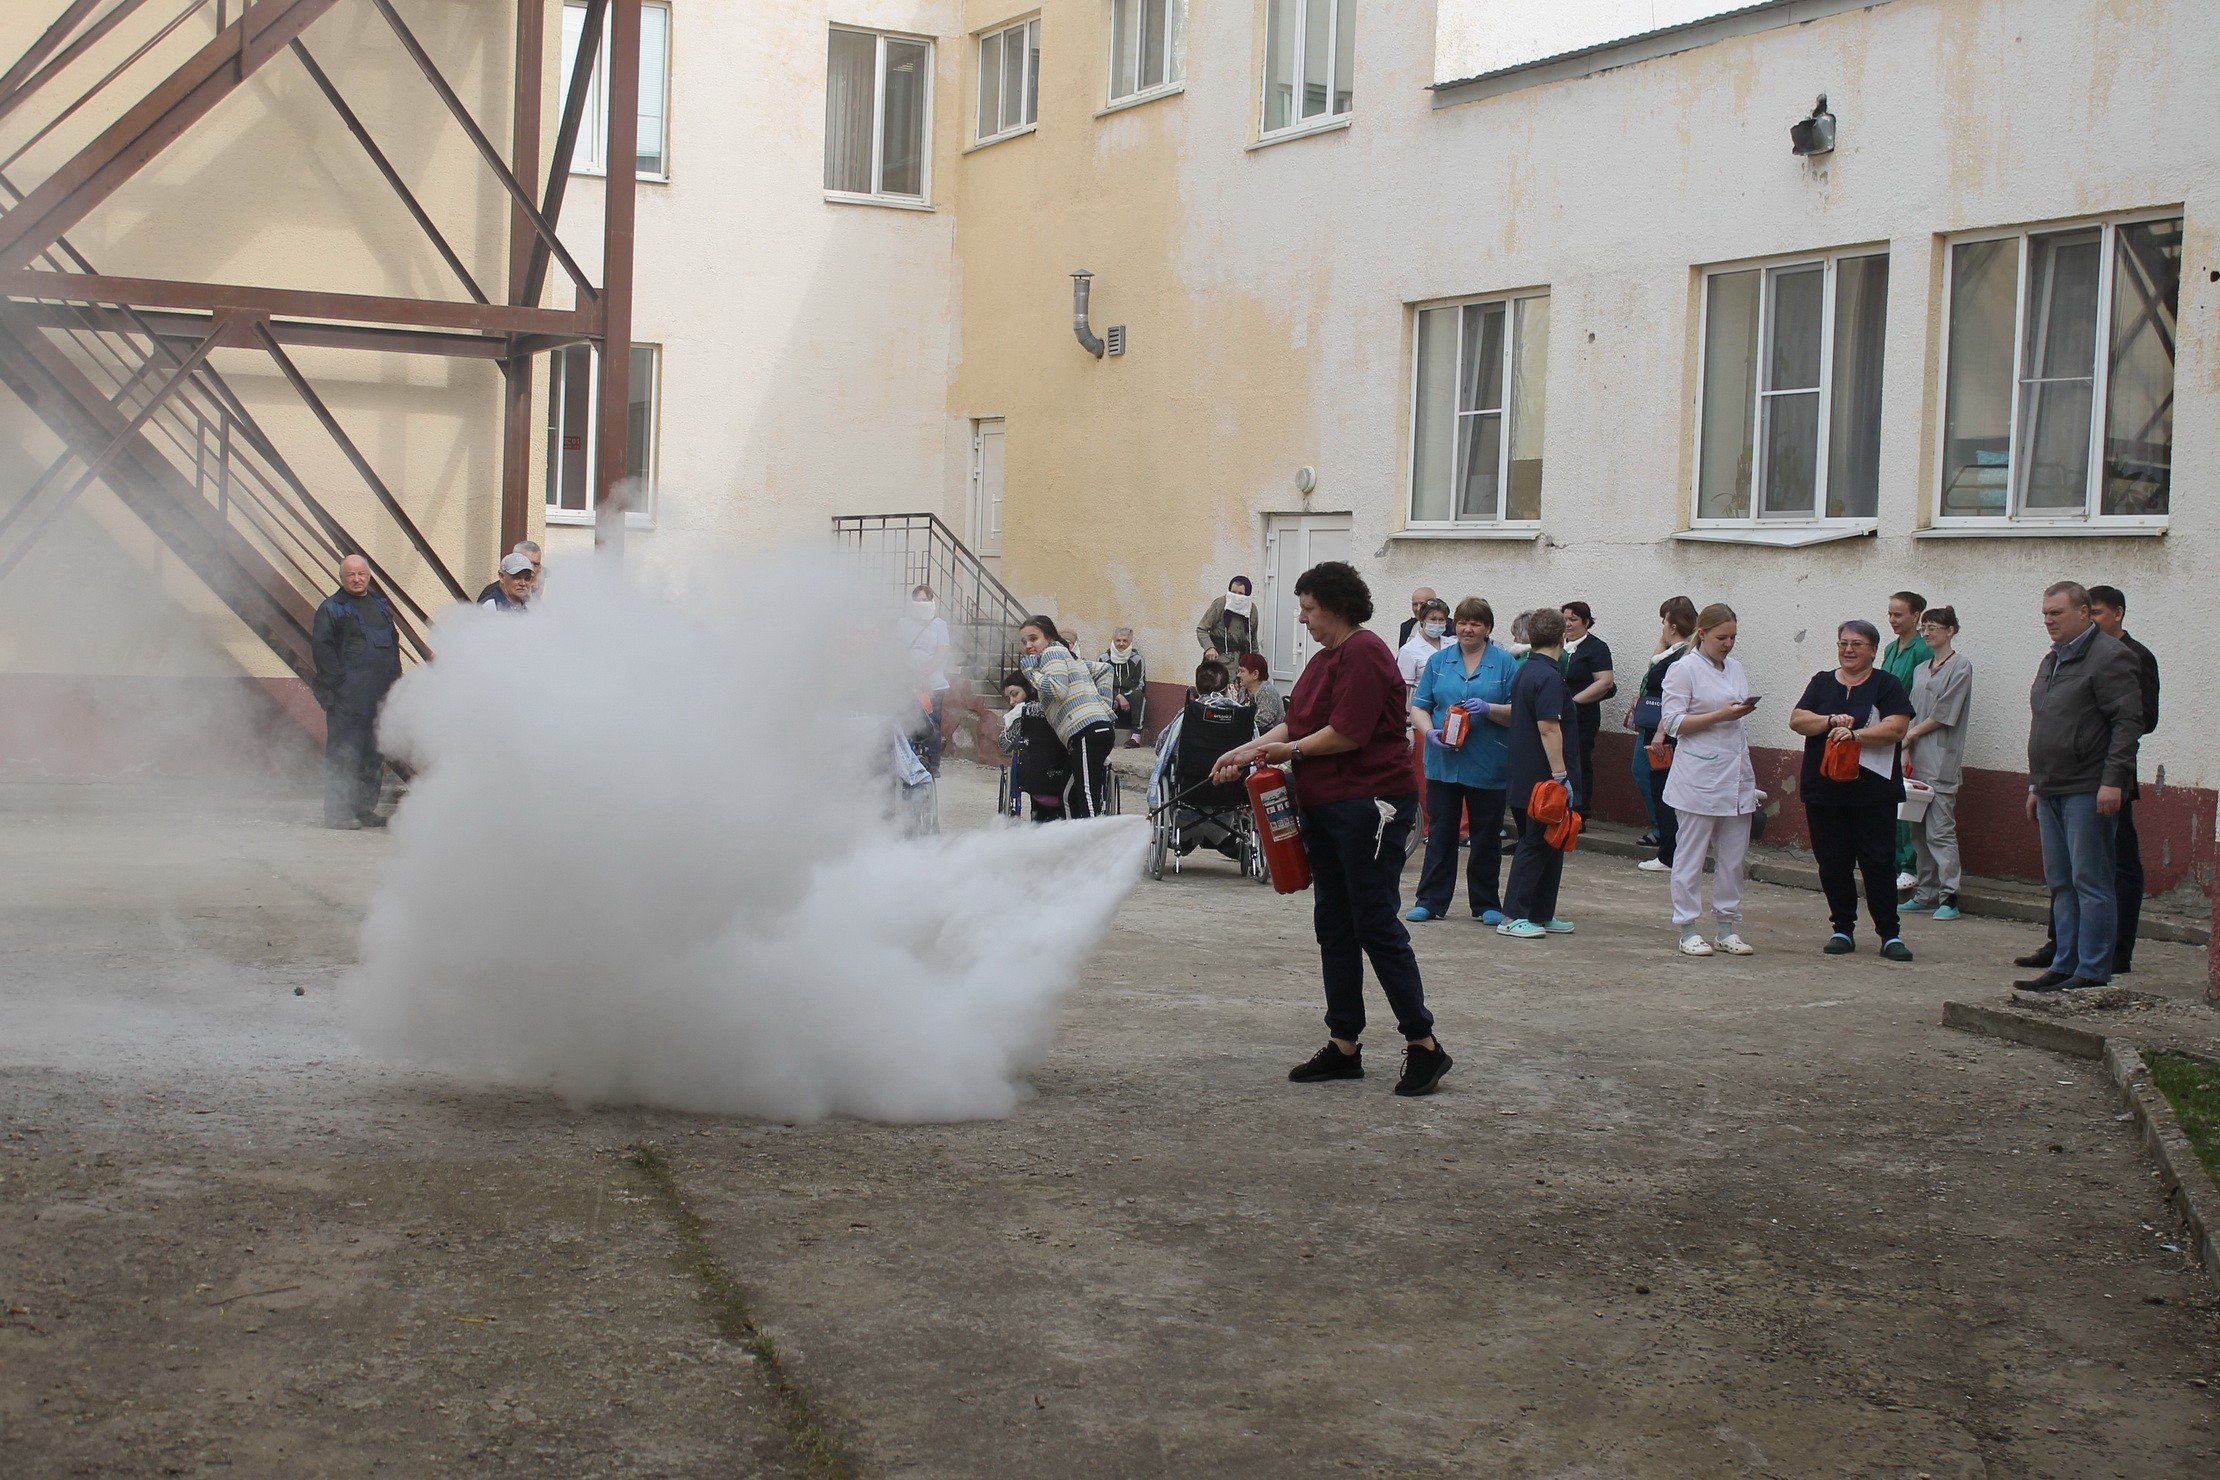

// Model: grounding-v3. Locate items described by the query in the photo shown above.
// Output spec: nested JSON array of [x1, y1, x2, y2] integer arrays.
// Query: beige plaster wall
[[943, 0, 2220, 793]]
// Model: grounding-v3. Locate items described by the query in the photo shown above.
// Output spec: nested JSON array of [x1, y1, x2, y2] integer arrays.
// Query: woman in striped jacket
[[1019, 615, 1119, 818]]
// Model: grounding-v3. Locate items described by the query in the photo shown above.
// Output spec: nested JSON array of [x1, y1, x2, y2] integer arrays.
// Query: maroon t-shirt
[[1282, 629, 1416, 806]]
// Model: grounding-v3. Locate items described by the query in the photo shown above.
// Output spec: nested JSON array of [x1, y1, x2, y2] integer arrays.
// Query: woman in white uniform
[[1660, 603, 1763, 957]]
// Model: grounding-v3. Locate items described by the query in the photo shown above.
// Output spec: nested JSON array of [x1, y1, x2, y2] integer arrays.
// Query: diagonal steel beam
[[0, 0, 109, 118], [365, 0, 597, 303], [1, 1, 214, 177], [0, 318, 222, 580], [252, 321, 467, 601], [287, 39, 487, 305], [0, 0, 344, 269], [524, 0, 605, 307]]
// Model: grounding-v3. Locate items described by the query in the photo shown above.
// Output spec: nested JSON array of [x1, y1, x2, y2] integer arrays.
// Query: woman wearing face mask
[[1397, 598, 1452, 694], [1103, 627, 1148, 747], [1197, 577, 1259, 664], [1018, 615, 1119, 818], [895, 584, 951, 774], [1902, 607, 1971, 922], [1659, 604, 1761, 957]]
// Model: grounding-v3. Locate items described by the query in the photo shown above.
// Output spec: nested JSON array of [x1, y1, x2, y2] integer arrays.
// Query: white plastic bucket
[[1898, 778, 1934, 823]]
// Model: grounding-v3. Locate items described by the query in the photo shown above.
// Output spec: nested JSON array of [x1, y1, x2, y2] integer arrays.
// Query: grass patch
[[2147, 1051, 2220, 1189], [629, 1143, 852, 1480]]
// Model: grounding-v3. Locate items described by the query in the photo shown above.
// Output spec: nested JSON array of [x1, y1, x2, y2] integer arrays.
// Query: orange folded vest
[[1525, 778, 1583, 852]]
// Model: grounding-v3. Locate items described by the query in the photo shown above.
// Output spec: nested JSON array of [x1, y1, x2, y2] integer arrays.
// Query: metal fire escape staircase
[[0, 0, 648, 702], [0, 223, 458, 680], [832, 512, 1033, 689]]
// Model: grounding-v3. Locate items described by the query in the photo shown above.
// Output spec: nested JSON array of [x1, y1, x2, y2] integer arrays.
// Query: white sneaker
[[1714, 933, 1756, 956], [1637, 858, 1670, 873], [1678, 932, 1714, 956], [1895, 871, 1917, 891]]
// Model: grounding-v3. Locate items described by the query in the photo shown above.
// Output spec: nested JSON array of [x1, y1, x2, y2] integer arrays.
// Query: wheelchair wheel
[[996, 764, 1012, 820], [1105, 766, 1125, 817], [1147, 810, 1169, 880]]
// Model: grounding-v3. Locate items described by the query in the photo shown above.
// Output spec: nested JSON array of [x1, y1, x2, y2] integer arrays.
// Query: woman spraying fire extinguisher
[[1211, 561, 1452, 1098]]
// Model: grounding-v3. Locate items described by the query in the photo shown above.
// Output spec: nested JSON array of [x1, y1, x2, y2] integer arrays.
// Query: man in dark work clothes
[[311, 554, 403, 830], [2015, 584, 2157, 975]]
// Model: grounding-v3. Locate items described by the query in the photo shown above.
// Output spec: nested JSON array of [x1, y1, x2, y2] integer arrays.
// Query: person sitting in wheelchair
[[1149, 660, 1254, 860], [998, 671, 1070, 822]]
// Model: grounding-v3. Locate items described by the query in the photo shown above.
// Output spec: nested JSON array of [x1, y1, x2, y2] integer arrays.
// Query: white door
[[1261, 513, 1352, 684], [969, 418, 1004, 564]]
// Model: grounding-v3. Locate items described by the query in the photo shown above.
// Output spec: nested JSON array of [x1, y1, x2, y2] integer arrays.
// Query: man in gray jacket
[[2016, 582, 2144, 993]]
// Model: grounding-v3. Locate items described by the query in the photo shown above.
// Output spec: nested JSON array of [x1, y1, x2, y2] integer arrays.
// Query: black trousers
[[1062, 722, 1116, 818], [1502, 808, 1565, 926], [1304, 794, 1432, 1043], [1807, 803, 1900, 941], [323, 705, 383, 824], [1416, 780, 1505, 917]]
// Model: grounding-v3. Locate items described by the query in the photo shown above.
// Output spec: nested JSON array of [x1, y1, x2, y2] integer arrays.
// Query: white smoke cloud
[[342, 553, 1145, 1123]]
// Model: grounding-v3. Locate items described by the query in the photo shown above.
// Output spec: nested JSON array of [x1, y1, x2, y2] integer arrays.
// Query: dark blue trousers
[[1416, 780, 1505, 917]]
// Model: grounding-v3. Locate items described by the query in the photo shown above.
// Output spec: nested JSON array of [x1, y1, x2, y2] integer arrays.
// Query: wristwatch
[[1289, 742, 1303, 761]]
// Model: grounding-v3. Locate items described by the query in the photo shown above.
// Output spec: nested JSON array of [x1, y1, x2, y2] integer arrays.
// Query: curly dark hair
[[1292, 560, 1372, 625]]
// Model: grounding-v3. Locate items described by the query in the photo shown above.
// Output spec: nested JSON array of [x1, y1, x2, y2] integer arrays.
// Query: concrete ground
[[4, 766, 2218, 1478]]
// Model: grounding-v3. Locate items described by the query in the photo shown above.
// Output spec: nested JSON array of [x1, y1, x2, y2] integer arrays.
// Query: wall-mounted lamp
[[1294, 466, 1317, 495], [1071, 270, 1105, 358], [1790, 94, 1835, 156]]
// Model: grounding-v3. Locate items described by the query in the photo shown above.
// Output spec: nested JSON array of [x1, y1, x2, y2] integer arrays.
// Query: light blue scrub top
[[1412, 642, 1518, 790]]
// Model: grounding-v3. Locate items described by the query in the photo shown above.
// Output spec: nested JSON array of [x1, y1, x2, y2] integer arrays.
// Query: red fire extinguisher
[[1245, 764, 1312, 894]]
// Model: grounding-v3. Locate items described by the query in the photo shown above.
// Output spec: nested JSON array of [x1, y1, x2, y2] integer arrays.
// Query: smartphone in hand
[[1741, 695, 1763, 709]]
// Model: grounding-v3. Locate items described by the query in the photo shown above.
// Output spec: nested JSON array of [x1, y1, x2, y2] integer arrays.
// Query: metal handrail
[[832, 512, 1032, 685]]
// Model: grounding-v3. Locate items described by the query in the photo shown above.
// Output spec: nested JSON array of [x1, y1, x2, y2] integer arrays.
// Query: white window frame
[[1403, 291, 1547, 533], [559, 0, 672, 183], [975, 16, 1040, 147], [824, 27, 936, 208], [1258, 0, 1352, 143], [1929, 210, 2178, 534], [1106, 0, 1184, 110], [1688, 247, 1889, 536], [545, 342, 660, 528]]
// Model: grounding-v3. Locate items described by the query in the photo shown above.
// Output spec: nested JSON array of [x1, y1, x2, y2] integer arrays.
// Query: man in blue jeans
[[2016, 581, 2144, 993]]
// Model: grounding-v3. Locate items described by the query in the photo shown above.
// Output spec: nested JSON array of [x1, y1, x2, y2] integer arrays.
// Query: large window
[[977, 18, 1039, 144], [825, 28, 932, 203], [546, 344, 658, 526], [559, 1, 670, 180], [1408, 294, 1549, 526], [1695, 251, 1889, 524], [1939, 215, 2180, 523], [1109, 0, 1183, 104], [1262, 0, 1353, 137]]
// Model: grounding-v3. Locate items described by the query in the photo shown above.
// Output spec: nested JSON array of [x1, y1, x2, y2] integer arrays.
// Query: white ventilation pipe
[[1070, 270, 1105, 359]]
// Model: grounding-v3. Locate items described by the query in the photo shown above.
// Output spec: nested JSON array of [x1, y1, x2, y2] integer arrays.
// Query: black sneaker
[[1289, 1043, 1363, 1082], [2013, 945, 2056, 969], [2014, 970, 2073, 993], [1395, 1041, 1452, 1097]]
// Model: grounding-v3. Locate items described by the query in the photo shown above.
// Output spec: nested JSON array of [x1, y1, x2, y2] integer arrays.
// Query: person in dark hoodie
[[312, 554, 403, 830]]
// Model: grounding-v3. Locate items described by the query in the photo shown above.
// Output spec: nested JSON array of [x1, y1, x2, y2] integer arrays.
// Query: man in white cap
[[480, 552, 536, 611], [475, 540, 541, 604]]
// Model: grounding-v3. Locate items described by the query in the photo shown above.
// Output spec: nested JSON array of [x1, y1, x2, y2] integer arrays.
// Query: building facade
[[578, 0, 2213, 893]]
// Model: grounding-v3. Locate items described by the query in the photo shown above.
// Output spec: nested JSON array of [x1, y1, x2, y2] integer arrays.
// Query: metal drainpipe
[[1071, 270, 1105, 358]]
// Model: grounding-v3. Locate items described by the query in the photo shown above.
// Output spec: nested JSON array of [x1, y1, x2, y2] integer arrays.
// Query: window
[[1408, 294, 1549, 526], [1694, 251, 1889, 524], [559, 1, 670, 180], [1262, 0, 1353, 137], [1938, 215, 2180, 523], [977, 18, 1039, 143], [1109, 0, 1183, 104], [825, 28, 932, 203], [546, 343, 659, 525]]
